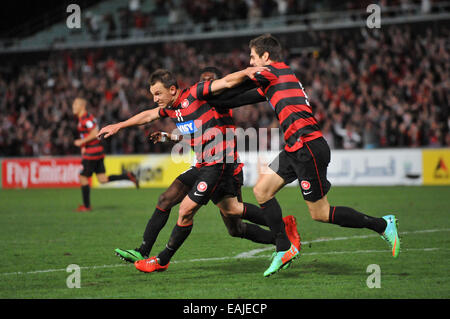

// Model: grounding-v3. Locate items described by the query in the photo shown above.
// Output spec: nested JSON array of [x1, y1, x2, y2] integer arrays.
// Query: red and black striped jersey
[[251, 61, 323, 152], [210, 101, 243, 175], [158, 80, 238, 167], [77, 113, 104, 160]]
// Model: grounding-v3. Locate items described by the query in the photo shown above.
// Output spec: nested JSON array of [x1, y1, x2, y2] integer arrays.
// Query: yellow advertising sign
[[422, 149, 450, 185], [91, 154, 193, 188]]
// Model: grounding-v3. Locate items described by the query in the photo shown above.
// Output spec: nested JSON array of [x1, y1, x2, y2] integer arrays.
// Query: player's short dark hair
[[149, 69, 178, 89], [249, 34, 283, 62], [200, 66, 222, 79]]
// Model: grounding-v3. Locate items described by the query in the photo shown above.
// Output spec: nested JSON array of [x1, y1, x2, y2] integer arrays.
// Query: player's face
[[72, 99, 82, 116], [200, 72, 217, 82], [150, 82, 177, 108], [250, 47, 267, 67]]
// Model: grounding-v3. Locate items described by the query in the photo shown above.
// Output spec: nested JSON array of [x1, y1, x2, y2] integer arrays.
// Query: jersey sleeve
[[84, 116, 98, 131], [158, 107, 168, 118], [190, 80, 213, 101], [208, 88, 266, 109], [251, 69, 272, 89]]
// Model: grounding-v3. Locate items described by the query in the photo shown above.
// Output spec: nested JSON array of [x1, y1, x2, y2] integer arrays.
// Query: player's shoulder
[[269, 62, 292, 73], [81, 113, 97, 128]]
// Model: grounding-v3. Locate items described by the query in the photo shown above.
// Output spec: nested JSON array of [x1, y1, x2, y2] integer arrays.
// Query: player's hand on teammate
[[244, 66, 269, 79], [97, 123, 122, 139]]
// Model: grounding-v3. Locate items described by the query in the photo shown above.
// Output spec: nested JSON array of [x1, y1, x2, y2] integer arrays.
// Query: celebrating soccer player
[[212, 34, 401, 268], [113, 67, 300, 264], [98, 66, 300, 275]]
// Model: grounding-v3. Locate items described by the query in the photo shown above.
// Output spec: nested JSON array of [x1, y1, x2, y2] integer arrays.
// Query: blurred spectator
[[85, 11, 101, 41], [248, 0, 263, 27]]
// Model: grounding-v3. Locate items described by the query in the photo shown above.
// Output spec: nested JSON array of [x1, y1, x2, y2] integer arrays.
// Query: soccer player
[[214, 34, 400, 268], [113, 67, 300, 263], [98, 67, 299, 275], [72, 97, 139, 212]]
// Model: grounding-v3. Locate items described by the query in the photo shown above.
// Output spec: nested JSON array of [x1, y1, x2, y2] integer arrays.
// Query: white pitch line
[[1, 228, 449, 277], [235, 227, 450, 258]]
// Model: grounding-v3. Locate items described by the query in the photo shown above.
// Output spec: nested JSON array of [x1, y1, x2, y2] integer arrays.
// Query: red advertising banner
[[2, 157, 83, 189]]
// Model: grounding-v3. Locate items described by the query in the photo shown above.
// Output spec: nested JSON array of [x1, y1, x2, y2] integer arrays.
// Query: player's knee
[[217, 199, 243, 217], [253, 185, 271, 204], [177, 208, 193, 226], [157, 192, 173, 211], [79, 175, 89, 186], [226, 222, 245, 238], [308, 206, 329, 222]]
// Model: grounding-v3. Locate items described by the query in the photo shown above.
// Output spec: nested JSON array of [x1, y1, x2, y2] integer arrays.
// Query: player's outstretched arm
[[209, 88, 266, 109], [210, 66, 269, 95], [97, 107, 161, 139]]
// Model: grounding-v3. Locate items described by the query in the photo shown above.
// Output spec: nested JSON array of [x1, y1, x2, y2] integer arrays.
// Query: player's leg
[[104, 172, 139, 188], [253, 152, 300, 276], [137, 178, 191, 257], [219, 212, 275, 244], [301, 138, 399, 257], [306, 195, 386, 233], [135, 165, 224, 272], [158, 195, 200, 264], [135, 195, 200, 273], [92, 158, 138, 188], [252, 166, 291, 252], [217, 172, 275, 244], [305, 195, 399, 257], [301, 138, 387, 232], [77, 159, 93, 211], [115, 169, 196, 262]]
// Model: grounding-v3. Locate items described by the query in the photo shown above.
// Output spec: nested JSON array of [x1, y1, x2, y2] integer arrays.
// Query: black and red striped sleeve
[[158, 107, 168, 118], [251, 70, 272, 89], [190, 81, 213, 101]]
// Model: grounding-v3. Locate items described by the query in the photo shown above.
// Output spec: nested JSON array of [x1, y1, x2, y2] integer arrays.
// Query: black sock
[[260, 198, 291, 251], [158, 223, 193, 266], [242, 203, 267, 226], [139, 207, 171, 257], [242, 223, 275, 244], [107, 174, 130, 182], [329, 206, 387, 234], [81, 185, 90, 208]]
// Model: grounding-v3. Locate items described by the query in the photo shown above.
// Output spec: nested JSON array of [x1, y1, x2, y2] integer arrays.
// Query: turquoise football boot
[[381, 215, 400, 258]]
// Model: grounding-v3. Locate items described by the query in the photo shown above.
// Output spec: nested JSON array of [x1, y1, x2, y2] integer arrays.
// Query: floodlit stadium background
[[1, 0, 449, 189]]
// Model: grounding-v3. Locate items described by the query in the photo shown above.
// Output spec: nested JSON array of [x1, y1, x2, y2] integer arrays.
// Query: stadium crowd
[[86, 0, 439, 41], [0, 23, 448, 157]]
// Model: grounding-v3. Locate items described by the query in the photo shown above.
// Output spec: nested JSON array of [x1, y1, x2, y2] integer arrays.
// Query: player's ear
[[169, 85, 177, 95], [262, 51, 270, 62]]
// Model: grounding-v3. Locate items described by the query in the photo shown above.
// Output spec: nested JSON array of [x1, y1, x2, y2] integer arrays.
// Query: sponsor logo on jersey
[[176, 120, 198, 135]]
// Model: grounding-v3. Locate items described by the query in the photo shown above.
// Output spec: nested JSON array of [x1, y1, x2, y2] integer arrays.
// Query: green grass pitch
[[0, 186, 449, 299]]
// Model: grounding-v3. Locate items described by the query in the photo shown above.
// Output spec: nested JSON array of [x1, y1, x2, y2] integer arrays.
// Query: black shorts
[[178, 164, 243, 193], [80, 158, 106, 177], [176, 166, 201, 188], [269, 137, 331, 202], [186, 163, 240, 206]]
